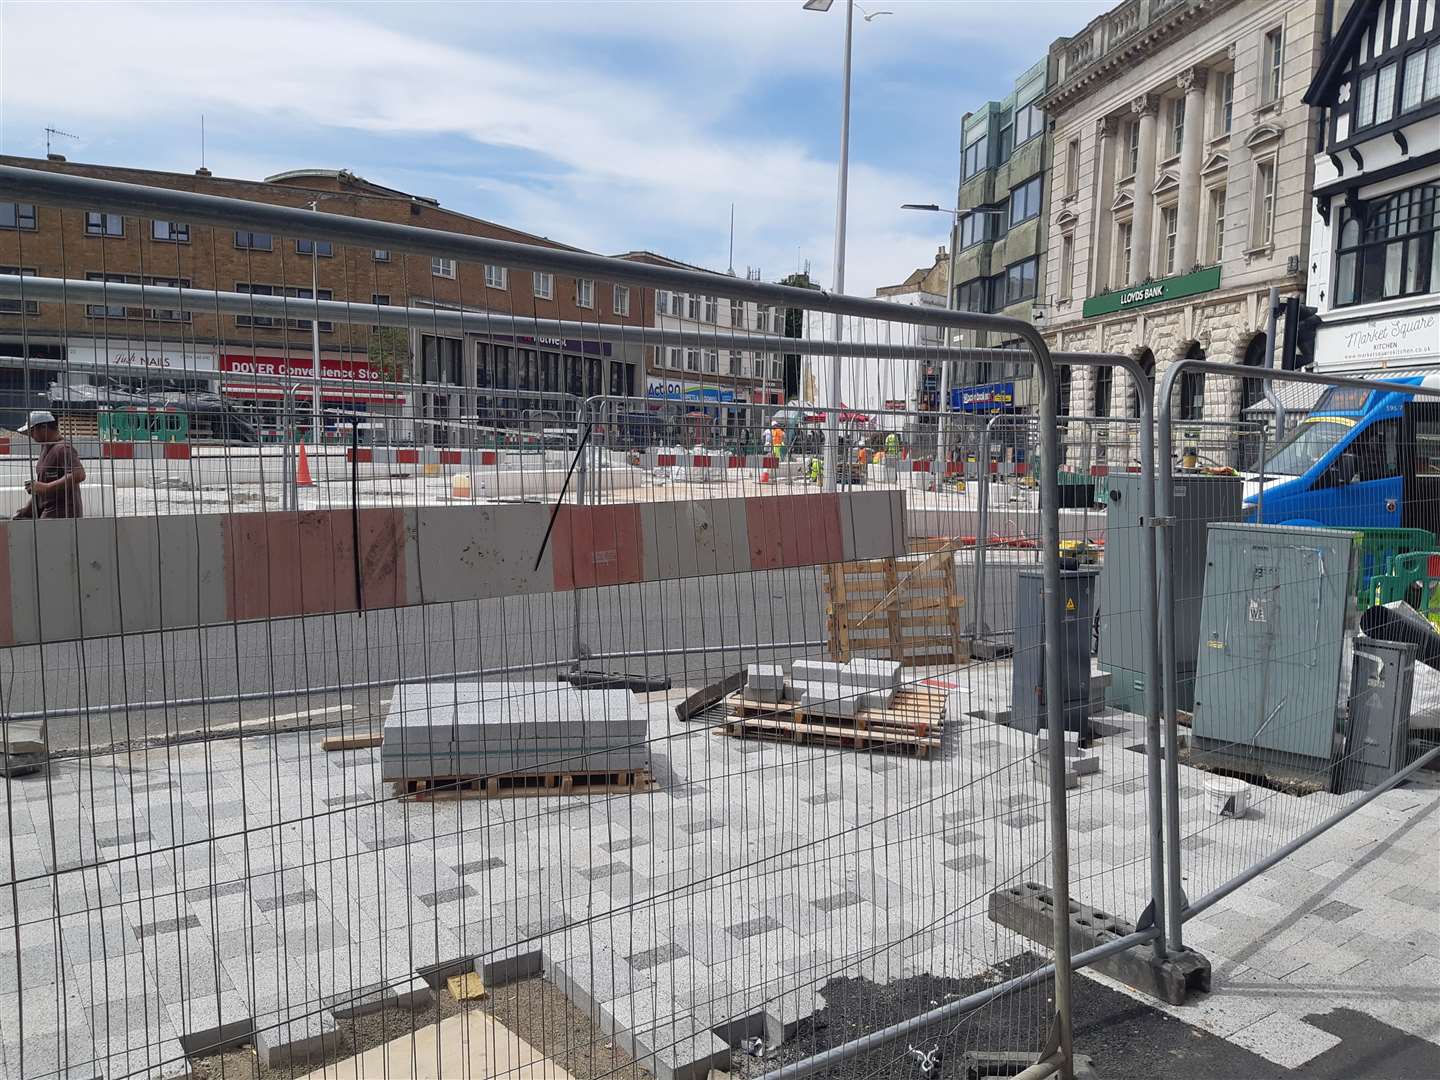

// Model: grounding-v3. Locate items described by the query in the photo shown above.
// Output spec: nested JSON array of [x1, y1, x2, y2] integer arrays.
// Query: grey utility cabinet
[[1191, 523, 1360, 783], [1341, 637, 1416, 793], [1011, 567, 1099, 739], [1098, 473, 1241, 717]]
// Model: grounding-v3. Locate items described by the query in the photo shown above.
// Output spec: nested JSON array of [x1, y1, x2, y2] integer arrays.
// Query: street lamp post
[[308, 201, 323, 446]]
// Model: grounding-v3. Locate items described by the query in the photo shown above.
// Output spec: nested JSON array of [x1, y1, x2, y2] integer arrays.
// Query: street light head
[[802, 0, 835, 10], [901, 203, 942, 212], [861, 8, 895, 20]]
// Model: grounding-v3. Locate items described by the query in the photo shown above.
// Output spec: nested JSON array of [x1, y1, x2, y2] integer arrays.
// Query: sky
[[0, 0, 1110, 299]]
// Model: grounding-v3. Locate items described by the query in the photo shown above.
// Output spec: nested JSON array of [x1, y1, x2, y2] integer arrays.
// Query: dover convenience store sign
[[1082, 265, 1222, 318]]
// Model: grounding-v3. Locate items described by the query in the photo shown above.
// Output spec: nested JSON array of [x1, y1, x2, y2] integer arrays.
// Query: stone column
[[1129, 94, 1160, 286], [1174, 67, 1209, 271], [1091, 116, 1118, 292]]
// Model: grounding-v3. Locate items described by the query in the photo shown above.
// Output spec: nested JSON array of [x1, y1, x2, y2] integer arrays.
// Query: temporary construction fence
[[0, 162, 1123, 1080], [2, 163, 1435, 1080]]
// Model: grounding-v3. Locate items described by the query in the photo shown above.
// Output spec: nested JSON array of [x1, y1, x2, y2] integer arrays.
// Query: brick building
[[0, 156, 647, 436]]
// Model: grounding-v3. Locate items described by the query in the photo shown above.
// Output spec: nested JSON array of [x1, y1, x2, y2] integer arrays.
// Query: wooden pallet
[[719, 687, 945, 755], [394, 768, 655, 801], [824, 553, 967, 665]]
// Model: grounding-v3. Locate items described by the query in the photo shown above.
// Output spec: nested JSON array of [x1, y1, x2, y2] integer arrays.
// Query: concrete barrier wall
[[0, 490, 907, 645]]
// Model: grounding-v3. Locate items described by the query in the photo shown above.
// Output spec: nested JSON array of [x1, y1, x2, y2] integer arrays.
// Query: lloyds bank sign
[[1083, 265, 1222, 318]]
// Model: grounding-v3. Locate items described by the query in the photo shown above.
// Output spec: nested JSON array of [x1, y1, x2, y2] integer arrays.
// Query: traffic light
[[1280, 296, 1321, 370]]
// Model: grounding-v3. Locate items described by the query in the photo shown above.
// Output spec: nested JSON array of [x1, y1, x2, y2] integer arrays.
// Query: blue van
[[1245, 374, 1440, 531]]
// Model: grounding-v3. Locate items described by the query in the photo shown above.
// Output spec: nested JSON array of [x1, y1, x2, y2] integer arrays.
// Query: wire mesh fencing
[[0, 165, 1105, 1080]]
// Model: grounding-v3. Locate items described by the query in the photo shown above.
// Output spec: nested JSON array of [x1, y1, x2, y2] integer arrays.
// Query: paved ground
[[2, 656, 1436, 1080]]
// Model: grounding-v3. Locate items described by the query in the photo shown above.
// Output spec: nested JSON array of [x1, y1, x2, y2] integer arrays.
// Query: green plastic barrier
[[1355, 527, 1436, 610]]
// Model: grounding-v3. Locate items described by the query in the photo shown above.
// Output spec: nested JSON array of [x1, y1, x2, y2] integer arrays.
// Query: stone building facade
[[1037, 0, 1325, 458]]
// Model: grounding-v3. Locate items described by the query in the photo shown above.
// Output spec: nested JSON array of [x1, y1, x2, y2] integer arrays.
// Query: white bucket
[[1204, 775, 1250, 818]]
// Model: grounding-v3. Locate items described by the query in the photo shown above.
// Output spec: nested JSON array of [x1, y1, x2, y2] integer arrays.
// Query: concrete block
[[842, 658, 901, 689], [324, 981, 399, 1020], [746, 664, 785, 690], [254, 1010, 345, 1070], [1032, 759, 1079, 788], [746, 687, 785, 704], [475, 944, 544, 988], [763, 985, 825, 1045], [860, 687, 897, 712], [795, 683, 862, 719], [547, 946, 654, 1021], [393, 974, 436, 1010], [790, 660, 848, 685], [1071, 753, 1100, 776], [1037, 731, 1083, 757]]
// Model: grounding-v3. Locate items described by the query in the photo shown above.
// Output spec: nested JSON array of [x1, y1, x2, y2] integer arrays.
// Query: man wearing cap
[[13, 410, 85, 519]]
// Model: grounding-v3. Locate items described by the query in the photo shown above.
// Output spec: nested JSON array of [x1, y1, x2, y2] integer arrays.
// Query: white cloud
[[1, 0, 1104, 297]]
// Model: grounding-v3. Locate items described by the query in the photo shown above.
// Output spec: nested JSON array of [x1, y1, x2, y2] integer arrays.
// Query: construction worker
[[770, 421, 785, 461], [808, 457, 822, 485], [13, 410, 85, 519], [885, 430, 901, 460]]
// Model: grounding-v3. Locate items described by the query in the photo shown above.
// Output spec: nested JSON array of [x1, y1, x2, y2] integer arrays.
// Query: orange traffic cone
[[296, 441, 315, 487]]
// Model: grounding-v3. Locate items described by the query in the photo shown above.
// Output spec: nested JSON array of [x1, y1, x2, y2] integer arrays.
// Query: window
[[84, 272, 191, 322], [687, 293, 700, 319], [533, 272, 554, 300], [1169, 97, 1186, 157], [1208, 187, 1227, 263], [730, 299, 743, 326], [484, 264, 507, 289], [1160, 205, 1179, 274], [665, 291, 681, 316], [234, 282, 332, 330], [1065, 138, 1080, 197], [1013, 84, 1044, 147], [1374, 62, 1398, 126], [1178, 370, 1205, 420], [1058, 366, 1072, 415], [1124, 121, 1140, 178], [728, 351, 743, 375], [372, 292, 391, 306], [771, 354, 784, 381], [152, 220, 189, 242], [235, 230, 272, 251], [432, 256, 456, 279], [0, 203, 36, 231], [704, 295, 717, 322], [667, 346, 681, 369], [1252, 160, 1276, 248], [1010, 176, 1042, 226], [576, 278, 594, 308], [283, 286, 334, 332], [1263, 26, 1284, 105], [685, 348, 700, 372], [85, 212, 124, 237], [1116, 220, 1133, 282], [1356, 71, 1378, 129], [961, 135, 989, 179], [997, 109, 1014, 163], [988, 271, 1008, 310], [955, 277, 990, 313], [1094, 364, 1113, 417], [1004, 257, 1038, 305], [1060, 234, 1075, 299], [0, 266, 38, 314], [1400, 43, 1440, 113], [756, 305, 770, 332], [1332, 182, 1440, 308], [374, 249, 391, 262], [296, 238, 333, 257], [959, 211, 997, 249], [1216, 71, 1234, 135], [657, 290, 670, 315], [613, 285, 630, 316], [704, 349, 719, 374]]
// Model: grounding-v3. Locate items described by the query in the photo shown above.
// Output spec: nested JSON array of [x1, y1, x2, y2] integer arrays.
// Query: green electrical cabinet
[[1191, 523, 1360, 782], [1098, 474, 1241, 716]]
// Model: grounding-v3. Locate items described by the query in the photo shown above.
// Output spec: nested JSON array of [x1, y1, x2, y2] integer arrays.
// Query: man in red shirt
[[13, 410, 85, 519]]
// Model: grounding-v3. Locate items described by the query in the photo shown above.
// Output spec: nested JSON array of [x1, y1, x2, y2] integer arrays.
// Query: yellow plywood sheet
[[299, 1009, 575, 1080]]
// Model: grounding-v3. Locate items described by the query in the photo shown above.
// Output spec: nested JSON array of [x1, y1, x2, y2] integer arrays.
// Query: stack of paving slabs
[[381, 681, 648, 788], [726, 658, 944, 756]]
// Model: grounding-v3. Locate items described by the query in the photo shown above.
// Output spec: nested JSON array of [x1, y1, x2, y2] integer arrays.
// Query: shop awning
[[222, 383, 404, 404]]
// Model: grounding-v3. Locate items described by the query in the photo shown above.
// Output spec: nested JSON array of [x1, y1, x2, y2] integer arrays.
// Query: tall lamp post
[[805, 0, 889, 490], [901, 201, 1005, 456]]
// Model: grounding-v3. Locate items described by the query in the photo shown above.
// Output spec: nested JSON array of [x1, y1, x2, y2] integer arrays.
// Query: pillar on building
[[1129, 94, 1160, 286], [1174, 67, 1209, 271], [1092, 116, 1118, 291]]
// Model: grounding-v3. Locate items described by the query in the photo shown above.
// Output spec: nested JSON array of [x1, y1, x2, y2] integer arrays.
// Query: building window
[[704, 349, 718, 374], [84, 211, 124, 237], [1252, 159, 1276, 248], [961, 134, 989, 179], [669, 291, 684, 317], [756, 305, 770, 332], [997, 109, 1015, 162], [431, 257, 456, 279], [1094, 364, 1113, 417], [1058, 365, 1072, 415], [484, 264, 507, 289], [533, 272, 554, 300], [152, 220, 189, 242], [1332, 182, 1439, 308], [296, 238, 333, 257], [1262, 26, 1284, 105], [704, 295, 717, 322], [1401, 43, 1440, 113], [685, 348, 700, 372], [374, 249, 391, 262], [1123, 121, 1139, 178], [1215, 71, 1234, 135], [1115, 220, 1133, 283], [1178, 370, 1205, 420], [1065, 138, 1080, 197], [1060, 234, 1075, 299], [955, 277, 990, 313], [667, 346, 682, 369], [0, 203, 36, 231], [0, 266, 38, 314], [1169, 98, 1186, 157], [1208, 187, 1227, 263], [1160, 205, 1179, 275], [614, 284, 630, 316], [1374, 61, 1398, 126], [729, 351, 743, 375], [235, 230, 273, 251], [1004, 257, 1038, 305], [1010, 176, 1042, 226], [84, 272, 192, 321], [656, 290, 670, 315], [1014, 83, 1044, 148], [730, 299, 743, 326], [959, 211, 995, 249], [1356, 71, 1378, 129], [687, 293, 701, 319], [576, 278, 594, 308]]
